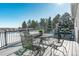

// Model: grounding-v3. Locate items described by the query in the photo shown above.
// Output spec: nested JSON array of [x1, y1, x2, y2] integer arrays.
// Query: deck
[[43, 39, 79, 56], [0, 38, 79, 56]]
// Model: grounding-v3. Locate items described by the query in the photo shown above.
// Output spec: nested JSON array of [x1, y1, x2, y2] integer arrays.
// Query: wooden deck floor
[[0, 39, 79, 56], [0, 43, 22, 56], [43, 39, 79, 56]]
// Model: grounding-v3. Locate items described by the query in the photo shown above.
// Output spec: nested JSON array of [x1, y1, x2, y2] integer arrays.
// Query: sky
[[0, 3, 71, 28]]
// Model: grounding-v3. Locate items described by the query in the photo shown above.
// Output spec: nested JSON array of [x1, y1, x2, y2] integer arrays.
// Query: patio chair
[[51, 22, 67, 56], [52, 34, 67, 56], [20, 30, 45, 56]]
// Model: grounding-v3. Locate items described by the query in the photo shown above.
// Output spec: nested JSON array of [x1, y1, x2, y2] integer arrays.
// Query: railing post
[[4, 30, 7, 46]]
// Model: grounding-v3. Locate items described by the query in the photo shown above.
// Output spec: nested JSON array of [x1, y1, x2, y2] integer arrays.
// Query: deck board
[[68, 40, 71, 56], [63, 40, 68, 56], [0, 43, 22, 56], [75, 42, 79, 56], [43, 47, 52, 56], [0, 38, 79, 56], [64, 40, 70, 56], [72, 41, 76, 56]]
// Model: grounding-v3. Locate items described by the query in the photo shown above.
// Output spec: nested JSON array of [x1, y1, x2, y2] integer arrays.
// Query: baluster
[[4, 30, 7, 46]]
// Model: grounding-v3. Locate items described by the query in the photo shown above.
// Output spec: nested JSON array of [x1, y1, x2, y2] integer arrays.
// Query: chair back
[[59, 38, 64, 47], [20, 30, 33, 49]]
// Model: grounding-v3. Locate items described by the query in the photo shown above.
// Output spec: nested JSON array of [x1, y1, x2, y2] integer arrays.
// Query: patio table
[[40, 33, 53, 38], [29, 31, 40, 38], [39, 33, 54, 55]]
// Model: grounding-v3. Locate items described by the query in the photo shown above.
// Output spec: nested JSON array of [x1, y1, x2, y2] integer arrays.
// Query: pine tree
[[47, 17, 52, 32], [22, 21, 27, 29]]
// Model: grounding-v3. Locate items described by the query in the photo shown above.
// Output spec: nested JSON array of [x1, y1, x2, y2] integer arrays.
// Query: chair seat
[[53, 42, 62, 46], [42, 41, 54, 46], [53, 40, 63, 47]]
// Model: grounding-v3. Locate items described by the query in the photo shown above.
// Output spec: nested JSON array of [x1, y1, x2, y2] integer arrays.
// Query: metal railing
[[0, 30, 21, 48]]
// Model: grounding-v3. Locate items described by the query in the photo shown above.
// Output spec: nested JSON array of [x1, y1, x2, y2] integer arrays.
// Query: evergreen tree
[[27, 19, 31, 28], [22, 21, 27, 29], [39, 18, 46, 29], [52, 14, 60, 29], [47, 17, 52, 32], [31, 20, 38, 28], [60, 12, 74, 30]]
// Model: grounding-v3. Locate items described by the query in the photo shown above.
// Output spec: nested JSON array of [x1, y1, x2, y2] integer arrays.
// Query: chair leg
[[21, 48, 27, 55], [53, 47, 65, 56], [49, 47, 53, 56], [53, 48, 57, 56], [62, 46, 68, 56], [53, 46, 58, 56]]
